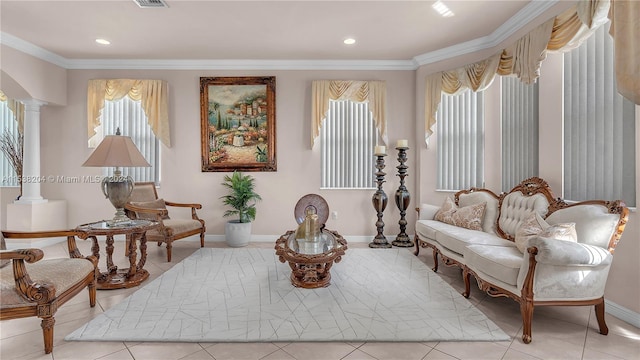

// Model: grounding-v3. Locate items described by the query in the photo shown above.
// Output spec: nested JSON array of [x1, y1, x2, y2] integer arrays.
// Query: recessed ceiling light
[[95, 38, 111, 45], [432, 1, 455, 17], [343, 38, 356, 45]]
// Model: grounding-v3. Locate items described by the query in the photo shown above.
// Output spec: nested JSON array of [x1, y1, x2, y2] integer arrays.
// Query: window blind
[[0, 100, 20, 187], [563, 23, 636, 206], [501, 77, 539, 192], [436, 90, 484, 191], [101, 96, 160, 184], [321, 100, 376, 189]]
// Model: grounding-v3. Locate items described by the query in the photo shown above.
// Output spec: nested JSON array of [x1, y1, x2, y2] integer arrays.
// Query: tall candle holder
[[392, 146, 412, 247], [369, 153, 391, 248]]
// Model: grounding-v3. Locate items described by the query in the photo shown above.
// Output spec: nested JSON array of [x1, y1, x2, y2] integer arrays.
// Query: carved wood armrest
[[164, 201, 203, 220], [0, 248, 56, 304], [2, 230, 90, 260]]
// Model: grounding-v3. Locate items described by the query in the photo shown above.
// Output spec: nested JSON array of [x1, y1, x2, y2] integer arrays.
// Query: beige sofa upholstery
[[414, 177, 629, 344]]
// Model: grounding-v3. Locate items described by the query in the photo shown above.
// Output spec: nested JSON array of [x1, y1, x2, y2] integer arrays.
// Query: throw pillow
[[515, 213, 550, 253], [434, 197, 486, 231], [515, 213, 578, 253], [130, 198, 170, 220], [0, 233, 9, 268]]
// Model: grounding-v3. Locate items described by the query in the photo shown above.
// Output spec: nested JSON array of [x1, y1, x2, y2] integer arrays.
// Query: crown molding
[[413, 0, 559, 66], [1, 0, 559, 71]]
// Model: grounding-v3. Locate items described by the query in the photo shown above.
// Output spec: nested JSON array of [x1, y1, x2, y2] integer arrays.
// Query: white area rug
[[66, 248, 509, 342]]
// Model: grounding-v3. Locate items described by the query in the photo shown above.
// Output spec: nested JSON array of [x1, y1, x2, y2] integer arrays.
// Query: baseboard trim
[[605, 299, 640, 329]]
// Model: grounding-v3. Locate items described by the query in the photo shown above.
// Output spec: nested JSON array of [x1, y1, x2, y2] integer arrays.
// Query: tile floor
[[1, 238, 639, 360]]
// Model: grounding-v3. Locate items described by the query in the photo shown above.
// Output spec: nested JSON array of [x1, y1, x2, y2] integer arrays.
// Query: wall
[[37, 69, 416, 241]]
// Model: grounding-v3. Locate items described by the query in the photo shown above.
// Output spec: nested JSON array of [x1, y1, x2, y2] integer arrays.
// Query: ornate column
[[15, 99, 47, 204], [369, 152, 391, 248], [392, 145, 412, 247]]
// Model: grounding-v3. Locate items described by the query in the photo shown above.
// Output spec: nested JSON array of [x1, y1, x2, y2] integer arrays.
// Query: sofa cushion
[[464, 244, 523, 286], [429, 222, 515, 255], [130, 198, 170, 220], [458, 191, 500, 234], [435, 197, 486, 231], [515, 213, 549, 252], [146, 219, 203, 238]]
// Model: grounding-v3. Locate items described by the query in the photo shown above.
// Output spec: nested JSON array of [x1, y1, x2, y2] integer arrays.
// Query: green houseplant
[[220, 171, 261, 247]]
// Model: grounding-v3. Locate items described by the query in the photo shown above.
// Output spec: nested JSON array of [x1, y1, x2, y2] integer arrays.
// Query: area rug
[[66, 248, 509, 342]]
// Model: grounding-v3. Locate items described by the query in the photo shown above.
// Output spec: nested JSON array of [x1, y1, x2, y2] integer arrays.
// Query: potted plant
[[220, 171, 262, 247]]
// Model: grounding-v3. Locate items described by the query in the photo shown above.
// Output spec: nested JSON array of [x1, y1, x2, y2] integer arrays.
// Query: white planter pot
[[225, 221, 252, 247]]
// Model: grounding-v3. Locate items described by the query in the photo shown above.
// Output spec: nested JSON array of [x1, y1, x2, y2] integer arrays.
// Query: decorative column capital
[[21, 99, 48, 111]]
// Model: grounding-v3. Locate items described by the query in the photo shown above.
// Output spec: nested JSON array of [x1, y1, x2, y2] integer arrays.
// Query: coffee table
[[275, 229, 347, 289]]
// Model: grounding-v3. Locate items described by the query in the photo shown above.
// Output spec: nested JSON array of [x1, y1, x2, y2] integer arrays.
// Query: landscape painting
[[200, 76, 276, 172]]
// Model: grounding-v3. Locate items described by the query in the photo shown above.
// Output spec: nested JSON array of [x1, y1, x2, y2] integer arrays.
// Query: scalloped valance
[[87, 79, 170, 147], [311, 80, 387, 148]]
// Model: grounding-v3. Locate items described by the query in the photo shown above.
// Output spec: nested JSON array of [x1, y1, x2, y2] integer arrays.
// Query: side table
[[76, 219, 159, 290]]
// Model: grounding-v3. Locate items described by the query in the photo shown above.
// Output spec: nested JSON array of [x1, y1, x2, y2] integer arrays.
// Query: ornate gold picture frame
[[200, 76, 276, 172]]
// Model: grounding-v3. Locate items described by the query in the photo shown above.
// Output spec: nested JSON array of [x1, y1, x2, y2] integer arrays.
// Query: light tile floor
[[1, 239, 639, 360]]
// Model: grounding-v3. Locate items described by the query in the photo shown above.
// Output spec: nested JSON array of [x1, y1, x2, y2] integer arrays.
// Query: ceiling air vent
[[133, 0, 168, 8]]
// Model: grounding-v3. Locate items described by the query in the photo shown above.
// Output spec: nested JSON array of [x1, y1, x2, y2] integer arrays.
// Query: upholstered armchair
[[124, 182, 205, 262], [0, 230, 97, 354]]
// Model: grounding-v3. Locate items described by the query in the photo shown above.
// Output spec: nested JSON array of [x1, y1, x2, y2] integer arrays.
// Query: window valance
[[311, 80, 387, 148], [424, 0, 638, 145], [87, 79, 170, 147], [0, 90, 25, 133]]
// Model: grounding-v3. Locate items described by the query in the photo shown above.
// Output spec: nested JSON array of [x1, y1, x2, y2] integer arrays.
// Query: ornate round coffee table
[[275, 229, 347, 289]]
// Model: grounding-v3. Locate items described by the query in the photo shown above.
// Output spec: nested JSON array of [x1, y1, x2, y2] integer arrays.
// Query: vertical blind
[[436, 89, 484, 191], [321, 100, 376, 189], [501, 77, 539, 192], [101, 96, 160, 184], [563, 23, 636, 206], [0, 100, 19, 187]]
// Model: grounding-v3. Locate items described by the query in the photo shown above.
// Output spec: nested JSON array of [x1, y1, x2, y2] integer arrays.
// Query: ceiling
[[0, 0, 566, 69]]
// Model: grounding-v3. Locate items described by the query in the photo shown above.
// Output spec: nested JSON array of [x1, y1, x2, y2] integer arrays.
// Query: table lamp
[[82, 128, 150, 225]]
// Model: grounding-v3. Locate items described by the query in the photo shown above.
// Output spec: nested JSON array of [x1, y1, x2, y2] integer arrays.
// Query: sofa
[[414, 177, 629, 344]]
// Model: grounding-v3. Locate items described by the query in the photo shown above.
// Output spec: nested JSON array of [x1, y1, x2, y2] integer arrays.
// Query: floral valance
[[311, 80, 387, 148], [424, 0, 638, 145], [87, 79, 170, 147]]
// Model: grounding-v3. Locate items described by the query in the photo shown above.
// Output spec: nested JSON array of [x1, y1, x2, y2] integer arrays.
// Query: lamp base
[[107, 208, 132, 227]]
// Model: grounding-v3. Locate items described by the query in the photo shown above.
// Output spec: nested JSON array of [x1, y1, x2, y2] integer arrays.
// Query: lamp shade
[[82, 134, 150, 168]]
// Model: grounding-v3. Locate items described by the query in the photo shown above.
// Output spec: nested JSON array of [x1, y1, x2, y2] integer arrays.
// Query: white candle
[[374, 145, 386, 155], [397, 139, 408, 148]]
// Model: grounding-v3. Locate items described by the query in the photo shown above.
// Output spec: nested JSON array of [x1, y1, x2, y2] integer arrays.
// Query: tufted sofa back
[[495, 177, 557, 241]]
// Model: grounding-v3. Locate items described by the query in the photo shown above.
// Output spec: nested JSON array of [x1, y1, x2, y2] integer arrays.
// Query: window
[[436, 89, 484, 191], [0, 98, 20, 187], [320, 100, 377, 189], [95, 96, 160, 184], [563, 22, 636, 206], [501, 77, 539, 192]]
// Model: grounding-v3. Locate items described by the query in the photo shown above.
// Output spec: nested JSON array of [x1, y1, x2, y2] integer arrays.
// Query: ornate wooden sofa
[[414, 177, 629, 344], [0, 230, 98, 354]]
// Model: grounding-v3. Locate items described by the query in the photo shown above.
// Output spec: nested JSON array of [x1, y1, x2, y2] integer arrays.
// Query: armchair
[[0, 230, 97, 354], [124, 182, 205, 262]]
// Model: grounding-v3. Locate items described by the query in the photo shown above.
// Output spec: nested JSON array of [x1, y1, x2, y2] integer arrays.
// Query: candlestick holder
[[369, 154, 391, 248], [392, 146, 412, 247]]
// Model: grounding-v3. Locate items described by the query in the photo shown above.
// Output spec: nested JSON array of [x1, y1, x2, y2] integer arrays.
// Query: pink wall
[[37, 69, 416, 241]]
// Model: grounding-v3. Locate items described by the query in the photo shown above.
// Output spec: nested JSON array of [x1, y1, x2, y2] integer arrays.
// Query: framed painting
[[200, 76, 276, 172]]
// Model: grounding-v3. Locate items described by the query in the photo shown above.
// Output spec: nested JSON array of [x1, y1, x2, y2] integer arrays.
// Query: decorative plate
[[294, 194, 329, 225]]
